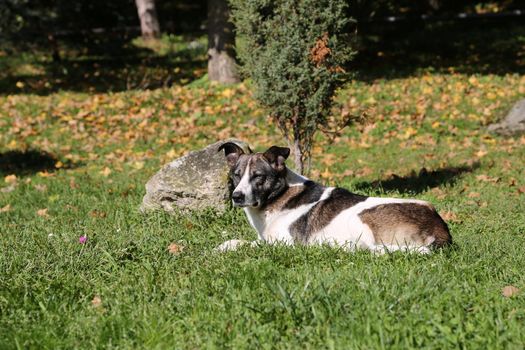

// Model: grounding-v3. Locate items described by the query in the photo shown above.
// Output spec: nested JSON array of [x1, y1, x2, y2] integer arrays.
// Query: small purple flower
[[79, 235, 88, 244]]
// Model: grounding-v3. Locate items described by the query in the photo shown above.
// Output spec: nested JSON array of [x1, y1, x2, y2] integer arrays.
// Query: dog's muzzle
[[232, 191, 258, 207]]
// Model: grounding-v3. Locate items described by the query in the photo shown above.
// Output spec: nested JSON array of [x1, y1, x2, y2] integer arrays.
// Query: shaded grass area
[[353, 18, 525, 79], [0, 33, 207, 95], [355, 163, 480, 194], [1, 21, 525, 349], [1, 19, 524, 95]]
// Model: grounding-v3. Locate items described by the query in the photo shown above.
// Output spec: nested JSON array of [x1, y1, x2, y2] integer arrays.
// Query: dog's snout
[[232, 191, 245, 204]]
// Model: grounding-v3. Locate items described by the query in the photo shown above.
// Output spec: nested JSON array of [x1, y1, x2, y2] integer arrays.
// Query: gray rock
[[488, 99, 525, 136], [141, 139, 251, 213]]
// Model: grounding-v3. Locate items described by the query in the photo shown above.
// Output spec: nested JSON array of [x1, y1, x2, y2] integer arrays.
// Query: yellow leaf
[[4, 174, 17, 184], [486, 92, 497, 100], [48, 194, 60, 203], [422, 86, 433, 95], [132, 161, 144, 170], [16, 81, 25, 88], [221, 88, 235, 98], [0, 204, 11, 213], [365, 96, 376, 104], [38, 171, 55, 178], [402, 127, 417, 139], [55, 161, 64, 169], [320, 167, 332, 179], [475, 149, 488, 158], [100, 167, 112, 177], [7, 140, 17, 149], [166, 149, 177, 158], [431, 121, 441, 129]]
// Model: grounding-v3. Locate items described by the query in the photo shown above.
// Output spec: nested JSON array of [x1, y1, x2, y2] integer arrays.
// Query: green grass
[[1, 30, 525, 348]]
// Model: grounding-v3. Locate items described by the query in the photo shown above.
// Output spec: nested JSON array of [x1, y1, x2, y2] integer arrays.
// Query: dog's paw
[[214, 239, 247, 252]]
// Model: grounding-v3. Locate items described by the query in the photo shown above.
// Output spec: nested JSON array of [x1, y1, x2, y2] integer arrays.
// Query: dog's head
[[218, 142, 290, 208]]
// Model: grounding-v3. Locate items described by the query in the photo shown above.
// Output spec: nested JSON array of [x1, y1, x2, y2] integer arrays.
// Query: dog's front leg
[[215, 239, 261, 252]]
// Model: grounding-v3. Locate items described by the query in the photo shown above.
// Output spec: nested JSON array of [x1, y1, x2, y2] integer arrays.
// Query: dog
[[216, 142, 452, 254]]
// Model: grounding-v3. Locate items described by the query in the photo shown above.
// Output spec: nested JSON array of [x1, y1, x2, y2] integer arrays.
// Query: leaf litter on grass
[[2, 59, 525, 348]]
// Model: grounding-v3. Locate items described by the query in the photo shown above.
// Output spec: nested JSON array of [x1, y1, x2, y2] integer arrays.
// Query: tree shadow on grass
[[0, 33, 207, 96], [352, 18, 525, 81], [0, 150, 77, 176], [354, 162, 480, 195]]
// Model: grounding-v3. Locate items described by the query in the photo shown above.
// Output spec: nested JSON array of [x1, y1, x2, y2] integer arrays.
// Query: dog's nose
[[232, 191, 245, 204]]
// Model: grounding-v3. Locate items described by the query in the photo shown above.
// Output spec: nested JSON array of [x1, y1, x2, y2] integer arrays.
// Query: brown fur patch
[[358, 203, 452, 248]]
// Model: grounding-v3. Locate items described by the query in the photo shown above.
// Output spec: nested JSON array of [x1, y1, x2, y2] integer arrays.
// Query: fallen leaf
[[91, 295, 102, 307], [502, 285, 520, 298], [467, 192, 481, 198], [320, 167, 333, 179], [38, 171, 55, 178], [4, 174, 17, 184], [166, 149, 178, 158], [0, 204, 11, 213], [69, 178, 79, 189], [90, 210, 107, 218], [34, 184, 48, 192], [356, 166, 373, 177], [168, 242, 184, 255], [0, 185, 16, 193], [430, 187, 447, 200], [221, 88, 235, 99], [131, 161, 144, 170], [475, 149, 488, 158], [100, 167, 112, 177], [37, 208, 49, 217], [476, 174, 500, 183], [517, 186, 525, 195], [441, 211, 458, 222]]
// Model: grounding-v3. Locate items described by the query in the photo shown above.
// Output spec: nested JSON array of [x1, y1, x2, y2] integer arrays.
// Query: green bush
[[229, 0, 355, 174]]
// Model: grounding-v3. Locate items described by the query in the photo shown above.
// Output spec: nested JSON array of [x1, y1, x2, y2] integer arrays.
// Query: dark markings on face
[[289, 188, 368, 244], [230, 154, 250, 188], [358, 203, 452, 248], [231, 154, 288, 208]]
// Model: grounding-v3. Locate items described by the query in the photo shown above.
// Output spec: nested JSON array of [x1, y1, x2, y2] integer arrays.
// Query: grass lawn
[[1, 25, 525, 348]]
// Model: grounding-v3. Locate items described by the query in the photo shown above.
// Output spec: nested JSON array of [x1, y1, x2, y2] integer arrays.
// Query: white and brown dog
[[217, 142, 452, 254]]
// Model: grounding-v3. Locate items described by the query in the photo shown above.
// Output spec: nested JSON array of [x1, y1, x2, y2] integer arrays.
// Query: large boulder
[[488, 99, 525, 136], [141, 139, 250, 213]]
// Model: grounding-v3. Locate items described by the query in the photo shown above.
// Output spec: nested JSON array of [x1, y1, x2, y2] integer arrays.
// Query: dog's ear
[[263, 146, 290, 172], [218, 142, 245, 168]]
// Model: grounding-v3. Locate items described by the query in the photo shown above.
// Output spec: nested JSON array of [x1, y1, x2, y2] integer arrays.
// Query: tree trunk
[[292, 138, 304, 175], [207, 0, 240, 83], [135, 0, 160, 39]]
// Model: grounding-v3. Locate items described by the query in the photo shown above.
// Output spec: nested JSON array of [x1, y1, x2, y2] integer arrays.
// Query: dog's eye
[[252, 174, 265, 182]]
